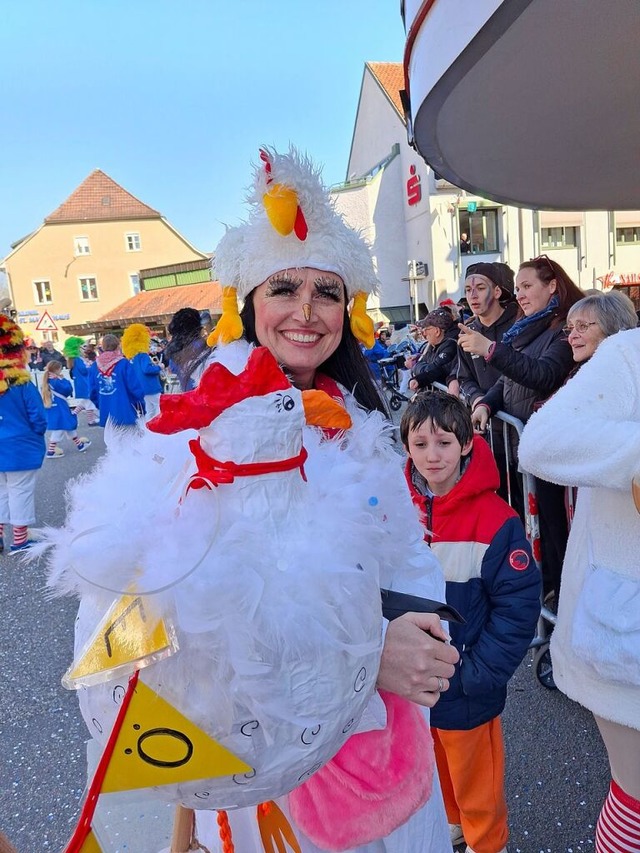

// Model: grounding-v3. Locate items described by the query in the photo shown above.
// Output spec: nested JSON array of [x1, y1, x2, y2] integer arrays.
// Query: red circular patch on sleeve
[[509, 549, 530, 571]]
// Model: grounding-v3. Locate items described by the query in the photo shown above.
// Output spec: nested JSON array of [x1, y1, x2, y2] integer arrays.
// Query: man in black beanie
[[455, 262, 518, 503]]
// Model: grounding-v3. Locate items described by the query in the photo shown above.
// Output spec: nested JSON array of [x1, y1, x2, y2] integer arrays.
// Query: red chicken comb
[[147, 347, 291, 435]]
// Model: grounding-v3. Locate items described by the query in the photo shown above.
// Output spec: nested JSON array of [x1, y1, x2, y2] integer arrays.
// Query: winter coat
[[362, 340, 388, 381], [130, 352, 163, 396], [46, 377, 78, 431], [89, 357, 145, 427], [479, 313, 573, 424], [412, 331, 458, 389], [38, 348, 67, 369], [455, 302, 518, 405], [0, 382, 47, 471], [405, 436, 541, 730], [71, 358, 92, 399], [518, 328, 640, 731]]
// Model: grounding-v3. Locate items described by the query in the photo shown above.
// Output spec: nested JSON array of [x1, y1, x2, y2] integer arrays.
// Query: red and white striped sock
[[0, 524, 4, 539], [13, 526, 28, 547], [72, 435, 82, 446], [48, 441, 57, 453], [596, 779, 640, 852]]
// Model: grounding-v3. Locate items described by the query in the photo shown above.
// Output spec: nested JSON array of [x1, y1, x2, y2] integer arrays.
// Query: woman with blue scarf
[[457, 256, 583, 598]]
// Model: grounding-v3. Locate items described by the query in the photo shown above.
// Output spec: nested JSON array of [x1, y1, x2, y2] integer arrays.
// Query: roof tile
[[367, 62, 405, 120], [45, 169, 161, 223], [97, 282, 222, 323]]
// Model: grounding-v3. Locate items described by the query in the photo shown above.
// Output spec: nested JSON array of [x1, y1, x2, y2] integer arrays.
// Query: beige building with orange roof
[[1, 170, 208, 345]]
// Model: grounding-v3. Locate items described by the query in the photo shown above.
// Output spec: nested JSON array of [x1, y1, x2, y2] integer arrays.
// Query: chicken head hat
[[210, 146, 379, 348]]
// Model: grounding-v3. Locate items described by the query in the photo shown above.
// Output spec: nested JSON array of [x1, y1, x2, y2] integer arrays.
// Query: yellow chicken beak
[[263, 183, 300, 236], [302, 390, 352, 431]]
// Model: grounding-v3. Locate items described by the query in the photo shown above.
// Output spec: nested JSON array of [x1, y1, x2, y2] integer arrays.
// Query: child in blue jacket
[[401, 390, 541, 853], [42, 361, 91, 457], [0, 315, 47, 552], [70, 344, 99, 426], [89, 334, 145, 428]]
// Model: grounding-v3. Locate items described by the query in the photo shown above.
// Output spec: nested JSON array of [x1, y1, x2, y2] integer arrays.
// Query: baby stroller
[[378, 342, 414, 411]]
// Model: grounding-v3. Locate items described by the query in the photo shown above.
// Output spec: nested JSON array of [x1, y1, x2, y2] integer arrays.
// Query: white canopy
[[403, 0, 640, 210]]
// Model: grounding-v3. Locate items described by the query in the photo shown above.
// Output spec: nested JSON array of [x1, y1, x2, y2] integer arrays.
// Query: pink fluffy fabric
[[288, 691, 434, 851]]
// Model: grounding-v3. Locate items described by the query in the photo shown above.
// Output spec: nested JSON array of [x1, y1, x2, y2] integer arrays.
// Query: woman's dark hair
[[518, 256, 583, 327], [240, 290, 388, 415], [165, 307, 210, 391]]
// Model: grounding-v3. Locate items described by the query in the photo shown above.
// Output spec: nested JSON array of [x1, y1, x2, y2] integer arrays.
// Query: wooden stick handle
[[171, 805, 195, 852]]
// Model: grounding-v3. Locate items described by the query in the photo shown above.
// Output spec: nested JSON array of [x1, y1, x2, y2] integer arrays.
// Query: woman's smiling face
[[566, 311, 606, 362], [252, 267, 346, 389]]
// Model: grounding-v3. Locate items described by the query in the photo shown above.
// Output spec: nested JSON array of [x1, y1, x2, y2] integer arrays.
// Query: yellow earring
[[349, 290, 375, 349], [207, 286, 244, 346]]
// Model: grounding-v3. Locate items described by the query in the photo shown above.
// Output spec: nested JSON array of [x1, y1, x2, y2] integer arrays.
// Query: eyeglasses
[[562, 321, 598, 336], [530, 254, 556, 278]]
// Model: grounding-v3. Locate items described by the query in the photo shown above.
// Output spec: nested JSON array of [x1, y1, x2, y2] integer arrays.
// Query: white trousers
[[144, 393, 161, 420], [0, 469, 40, 526], [74, 397, 99, 417], [49, 429, 78, 442]]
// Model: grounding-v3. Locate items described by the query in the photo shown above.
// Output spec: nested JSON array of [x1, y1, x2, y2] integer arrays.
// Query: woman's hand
[[409, 378, 419, 392], [457, 324, 492, 357], [405, 354, 417, 369], [377, 613, 459, 707], [471, 404, 490, 433], [447, 379, 460, 398]]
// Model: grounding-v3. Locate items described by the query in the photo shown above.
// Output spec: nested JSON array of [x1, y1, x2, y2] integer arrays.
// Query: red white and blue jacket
[[405, 436, 541, 730]]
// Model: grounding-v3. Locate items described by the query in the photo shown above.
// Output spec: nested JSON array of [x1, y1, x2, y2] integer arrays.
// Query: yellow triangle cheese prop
[[64, 594, 177, 689], [101, 678, 253, 792]]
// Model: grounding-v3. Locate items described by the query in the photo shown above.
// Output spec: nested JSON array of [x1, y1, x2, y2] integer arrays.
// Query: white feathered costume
[[46, 339, 449, 851]]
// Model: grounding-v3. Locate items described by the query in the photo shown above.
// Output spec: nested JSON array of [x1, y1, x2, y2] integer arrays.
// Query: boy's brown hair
[[400, 389, 474, 450]]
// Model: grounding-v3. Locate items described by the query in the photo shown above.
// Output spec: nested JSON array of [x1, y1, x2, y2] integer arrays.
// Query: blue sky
[[1, 0, 406, 258]]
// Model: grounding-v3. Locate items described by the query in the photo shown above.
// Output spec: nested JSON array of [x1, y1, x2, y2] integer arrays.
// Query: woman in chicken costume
[[49, 146, 457, 853]]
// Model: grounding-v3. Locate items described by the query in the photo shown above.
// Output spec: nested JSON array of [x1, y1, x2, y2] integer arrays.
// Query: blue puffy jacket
[[406, 436, 541, 729], [0, 382, 47, 471]]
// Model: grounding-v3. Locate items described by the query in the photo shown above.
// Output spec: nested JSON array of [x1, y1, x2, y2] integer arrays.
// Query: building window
[[79, 277, 99, 301], [41, 330, 59, 343], [458, 208, 499, 254], [541, 226, 578, 248], [74, 236, 91, 255], [33, 280, 52, 304], [129, 273, 141, 295], [125, 232, 141, 251], [616, 226, 640, 245]]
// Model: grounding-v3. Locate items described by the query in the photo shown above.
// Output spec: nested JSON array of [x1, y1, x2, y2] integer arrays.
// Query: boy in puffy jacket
[[400, 390, 541, 853]]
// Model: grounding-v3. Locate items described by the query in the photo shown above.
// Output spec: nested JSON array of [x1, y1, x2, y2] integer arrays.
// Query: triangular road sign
[[36, 310, 57, 331]]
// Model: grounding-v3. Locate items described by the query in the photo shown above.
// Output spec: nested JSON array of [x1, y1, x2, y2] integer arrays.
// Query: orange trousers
[[432, 717, 508, 853]]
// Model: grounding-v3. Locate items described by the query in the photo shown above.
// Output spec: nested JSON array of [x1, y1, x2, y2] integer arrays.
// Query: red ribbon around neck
[[186, 437, 308, 493]]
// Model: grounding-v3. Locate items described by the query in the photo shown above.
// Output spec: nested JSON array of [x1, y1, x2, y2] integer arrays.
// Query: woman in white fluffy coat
[[518, 327, 640, 852]]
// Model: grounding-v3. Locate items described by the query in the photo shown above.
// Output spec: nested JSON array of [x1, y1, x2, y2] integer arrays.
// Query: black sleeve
[[413, 339, 458, 388], [479, 375, 505, 415], [457, 348, 484, 405], [489, 332, 573, 397]]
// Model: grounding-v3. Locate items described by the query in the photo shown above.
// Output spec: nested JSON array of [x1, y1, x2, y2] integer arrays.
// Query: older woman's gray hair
[[568, 290, 638, 337]]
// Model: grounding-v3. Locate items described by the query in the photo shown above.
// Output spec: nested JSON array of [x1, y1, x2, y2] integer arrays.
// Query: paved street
[[0, 417, 608, 852]]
